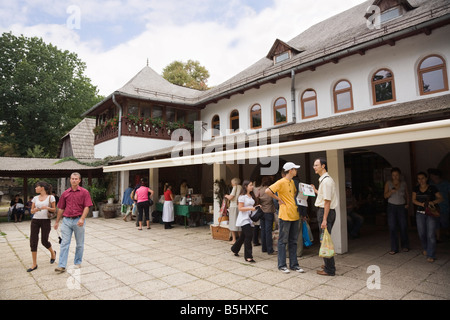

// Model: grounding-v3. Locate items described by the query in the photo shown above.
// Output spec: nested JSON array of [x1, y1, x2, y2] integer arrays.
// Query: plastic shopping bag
[[319, 229, 335, 258], [302, 221, 313, 247]]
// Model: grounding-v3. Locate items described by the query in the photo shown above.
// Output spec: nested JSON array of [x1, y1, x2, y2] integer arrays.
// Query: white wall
[[94, 136, 180, 158], [202, 25, 450, 134]]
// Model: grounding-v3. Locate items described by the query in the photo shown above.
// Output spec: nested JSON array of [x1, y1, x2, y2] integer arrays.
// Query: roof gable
[[266, 39, 302, 60]]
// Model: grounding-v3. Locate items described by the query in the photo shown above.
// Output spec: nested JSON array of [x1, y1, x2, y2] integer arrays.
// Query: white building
[[82, 0, 450, 253]]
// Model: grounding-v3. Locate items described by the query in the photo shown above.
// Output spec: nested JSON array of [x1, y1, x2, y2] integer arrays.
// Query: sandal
[[246, 258, 255, 263], [27, 265, 38, 272], [50, 250, 56, 264]]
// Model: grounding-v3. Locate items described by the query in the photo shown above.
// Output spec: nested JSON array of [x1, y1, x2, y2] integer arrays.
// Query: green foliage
[[26, 145, 49, 158], [0, 32, 103, 157], [162, 59, 210, 90], [54, 155, 123, 167], [85, 182, 107, 211]]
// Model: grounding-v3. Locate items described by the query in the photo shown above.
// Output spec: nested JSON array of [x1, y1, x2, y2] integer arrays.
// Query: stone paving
[[1, 217, 449, 300]]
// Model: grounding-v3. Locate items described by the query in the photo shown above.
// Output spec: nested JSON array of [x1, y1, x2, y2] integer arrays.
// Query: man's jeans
[[58, 216, 85, 268], [278, 219, 300, 269], [317, 208, 336, 276], [260, 212, 275, 254]]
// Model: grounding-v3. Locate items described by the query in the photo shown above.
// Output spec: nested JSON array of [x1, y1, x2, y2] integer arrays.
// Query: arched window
[[333, 80, 353, 113], [211, 115, 220, 137], [301, 89, 318, 119], [274, 97, 287, 125], [250, 104, 262, 129], [230, 109, 239, 132], [372, 69, 396, 104], [418, 55, 448, 95]]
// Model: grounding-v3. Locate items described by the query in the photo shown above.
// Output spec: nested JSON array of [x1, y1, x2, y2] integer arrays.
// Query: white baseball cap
[[283, 162, 300, 171]]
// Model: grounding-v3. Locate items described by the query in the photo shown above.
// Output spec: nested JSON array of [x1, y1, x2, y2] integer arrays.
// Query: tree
[[162, 59, 210, 90], [0, 32, 103, 157]]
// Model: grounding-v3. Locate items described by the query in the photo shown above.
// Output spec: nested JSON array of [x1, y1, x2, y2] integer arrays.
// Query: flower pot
[[92, 210, 99, 218], [103, 204, 116, 219], [107, 198, 114, 204]]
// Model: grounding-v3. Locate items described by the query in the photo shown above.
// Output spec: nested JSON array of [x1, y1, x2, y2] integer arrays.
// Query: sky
[[0, 0, 368, 96]]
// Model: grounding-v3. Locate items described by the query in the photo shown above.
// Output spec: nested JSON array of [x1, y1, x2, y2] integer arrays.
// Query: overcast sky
[[1, 0, 367, 96]]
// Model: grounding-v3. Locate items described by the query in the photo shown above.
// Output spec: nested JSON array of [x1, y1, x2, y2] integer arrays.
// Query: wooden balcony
[[94, 118, 184, 145]]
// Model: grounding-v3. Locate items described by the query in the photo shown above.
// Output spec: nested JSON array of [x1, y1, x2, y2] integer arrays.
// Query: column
[[213, 163, 226, 224], [326, 149, 348, 254], [119, 170, 129, 204], [149, 168, 159, 211]]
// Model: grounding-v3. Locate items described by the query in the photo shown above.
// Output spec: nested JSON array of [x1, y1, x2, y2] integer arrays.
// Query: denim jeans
[[416, 212, 438, 259], [278, 219, 299, 269], [58, 216, 85, 268], [387, 203, 409, 252], [260, 212, 274, 254]]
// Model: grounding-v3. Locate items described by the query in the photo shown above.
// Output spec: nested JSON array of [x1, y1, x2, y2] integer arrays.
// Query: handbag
[[425, 202, 440, 217], [47, 195, 56, 219], [250, 207, 265, 222], [147, 190, 154, 206], [302, 220, 313, 247], [219, 198, 228, 216]]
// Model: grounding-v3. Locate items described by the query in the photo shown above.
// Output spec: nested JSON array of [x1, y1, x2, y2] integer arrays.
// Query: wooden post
[[23, 177, 28, 206]]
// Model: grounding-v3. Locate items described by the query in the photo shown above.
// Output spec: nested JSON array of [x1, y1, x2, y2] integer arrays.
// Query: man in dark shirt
[[54, 172, 92, 273]]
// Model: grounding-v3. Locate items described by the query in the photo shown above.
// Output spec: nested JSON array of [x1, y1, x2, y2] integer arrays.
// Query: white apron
[[162, 200, 174, 222]]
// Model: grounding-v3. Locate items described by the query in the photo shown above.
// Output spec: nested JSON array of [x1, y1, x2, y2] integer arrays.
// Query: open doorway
[[345, 149, 391, 228]]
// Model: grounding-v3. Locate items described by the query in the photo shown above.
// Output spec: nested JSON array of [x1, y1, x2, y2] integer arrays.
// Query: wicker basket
[[211, 224, 230, 241]]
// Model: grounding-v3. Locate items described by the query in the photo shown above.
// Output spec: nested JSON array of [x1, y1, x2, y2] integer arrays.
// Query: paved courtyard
[[1, 217, 449, 301]]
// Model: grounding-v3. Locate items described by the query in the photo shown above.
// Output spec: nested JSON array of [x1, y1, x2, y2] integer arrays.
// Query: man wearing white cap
[[266, 162, 305, 273]]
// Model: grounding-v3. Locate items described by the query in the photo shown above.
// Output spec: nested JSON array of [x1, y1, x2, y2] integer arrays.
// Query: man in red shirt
[[54, 172, 92, 273]]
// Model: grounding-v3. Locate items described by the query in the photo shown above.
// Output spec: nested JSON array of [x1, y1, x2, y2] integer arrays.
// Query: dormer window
[[365, 0, 415, 26], [267, 39, 302, 66], [275, 51, 290, 64], [380, 6, 402, 23]]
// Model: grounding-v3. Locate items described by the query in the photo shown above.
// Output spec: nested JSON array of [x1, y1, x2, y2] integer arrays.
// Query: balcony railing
[[94, 118, 191, 145]]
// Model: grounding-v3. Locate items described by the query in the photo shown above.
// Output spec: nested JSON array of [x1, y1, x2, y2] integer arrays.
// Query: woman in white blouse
[[231, 180, 259, 263], [28, 181, 57, 272]]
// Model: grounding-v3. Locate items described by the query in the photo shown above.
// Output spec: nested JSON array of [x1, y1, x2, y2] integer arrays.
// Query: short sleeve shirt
[[58, 186, 93, 217], [413, 184, 439, 211], [314, 173, 338, 209], [268, 178, 299, 221], [164, 189, 173, 201], [236, 194, 255, 227], [32, 195, 55, 219]]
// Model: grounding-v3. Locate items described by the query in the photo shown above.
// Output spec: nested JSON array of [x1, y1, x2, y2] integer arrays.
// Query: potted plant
[[107, 194, 115, 204], [86, 183, 106, 218]]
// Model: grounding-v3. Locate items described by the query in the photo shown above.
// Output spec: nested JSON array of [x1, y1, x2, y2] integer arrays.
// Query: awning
[[0, 157, 104, 178], [103, 119, 450, 172]]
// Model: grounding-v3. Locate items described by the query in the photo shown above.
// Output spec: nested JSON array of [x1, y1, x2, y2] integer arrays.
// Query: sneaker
[[292, 266, 305, 273], [55, 267, 66, 273], [279, 267, 290, 274]]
